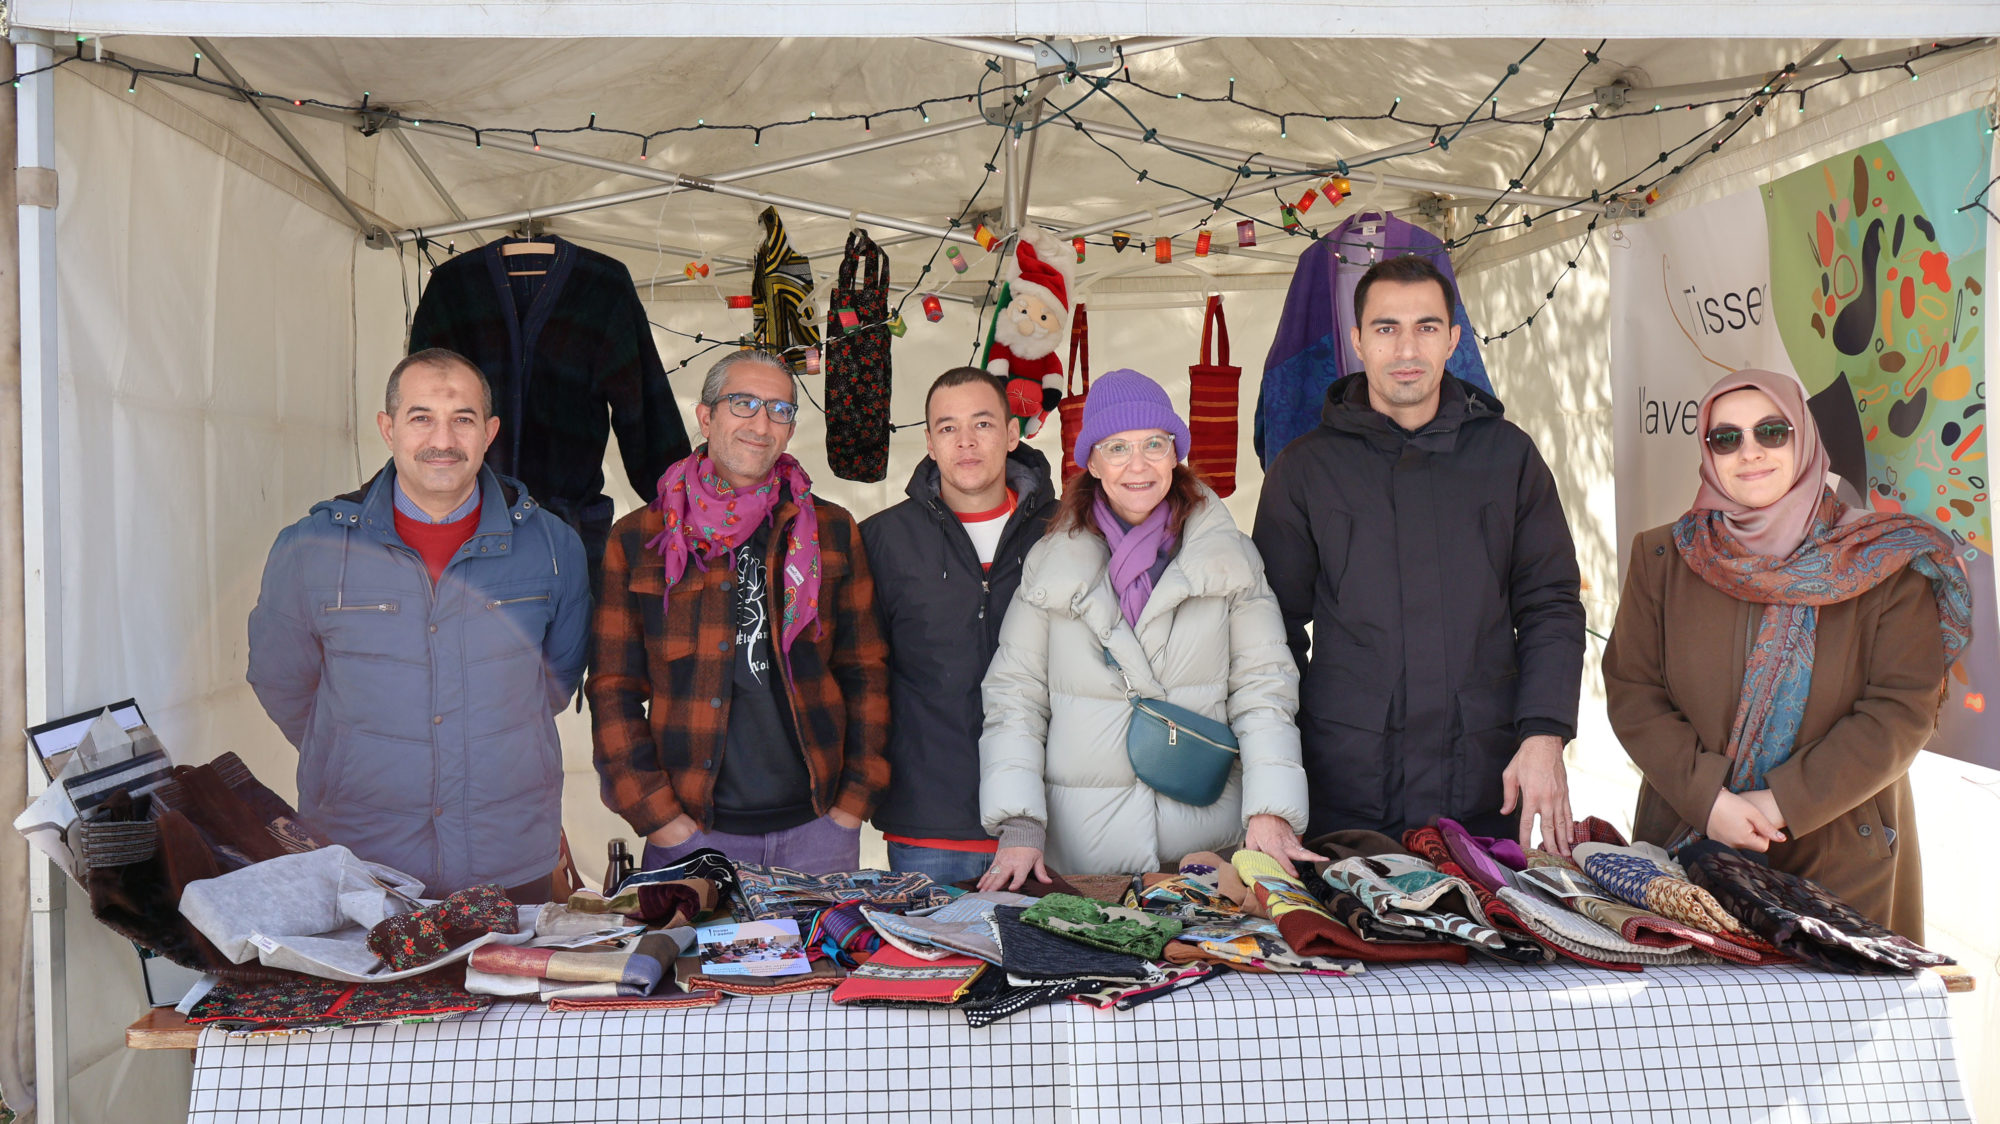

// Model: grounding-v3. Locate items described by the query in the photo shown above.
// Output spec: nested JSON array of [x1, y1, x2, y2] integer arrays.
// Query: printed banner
[[1611, 110, 1997, 768]]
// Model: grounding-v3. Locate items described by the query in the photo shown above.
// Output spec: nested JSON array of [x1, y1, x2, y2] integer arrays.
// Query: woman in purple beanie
[[975, 369, 1317, 887]]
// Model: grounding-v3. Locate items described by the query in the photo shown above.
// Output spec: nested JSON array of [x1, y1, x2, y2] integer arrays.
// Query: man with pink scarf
[[590, 350, 891, 876]]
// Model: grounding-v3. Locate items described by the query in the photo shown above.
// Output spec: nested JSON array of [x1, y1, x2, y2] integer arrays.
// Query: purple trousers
[[641, 814, 861, 875]]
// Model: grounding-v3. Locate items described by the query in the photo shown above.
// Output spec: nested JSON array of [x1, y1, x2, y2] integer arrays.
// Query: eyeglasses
[[1704, 419, 1793, 455], [718, 393, 799, 426], [1093, 434, 1178, 466]]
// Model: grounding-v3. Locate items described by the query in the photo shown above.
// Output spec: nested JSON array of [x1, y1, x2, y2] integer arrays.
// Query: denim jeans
[[886, 841, 996, 886], [641, 814, 861, 875]]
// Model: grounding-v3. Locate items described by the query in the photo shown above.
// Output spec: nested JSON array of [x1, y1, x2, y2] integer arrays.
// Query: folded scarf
[[1094, 491, 1177, 628], [1681, 841, 1955, 974], [830, 945, 987, 1006], [1169, 916, 1364, 974], [1575, 842, 1745, 936], [805, 900, 883, 968], [466, 929, 679, 993], [862, 892, 1034, 966], [994, 905, 1154, 982], [1072, 961, 1220, 1010], [1022, 893, 1184, 959], [1234, 850, 1464, 966]]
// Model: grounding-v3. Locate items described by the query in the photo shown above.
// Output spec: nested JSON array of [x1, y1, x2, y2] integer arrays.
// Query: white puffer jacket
[[979, 493, 1309, 874]]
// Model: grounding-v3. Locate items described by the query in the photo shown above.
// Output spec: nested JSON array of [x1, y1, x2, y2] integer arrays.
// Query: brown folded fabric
[[623, 879, 719, 926], [549, 990, 722, 1012], [1302, 830, 1413, 865], [674, 956, 844, 996]]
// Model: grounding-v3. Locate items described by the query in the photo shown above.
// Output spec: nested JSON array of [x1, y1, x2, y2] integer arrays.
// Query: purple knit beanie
[[1075, 369, 1190, 463]]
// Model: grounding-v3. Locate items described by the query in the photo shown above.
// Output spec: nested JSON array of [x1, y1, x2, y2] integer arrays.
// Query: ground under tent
[[1, 7, 1996, 1122]]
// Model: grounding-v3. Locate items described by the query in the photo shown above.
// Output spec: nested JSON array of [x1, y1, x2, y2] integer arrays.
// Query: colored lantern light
[[1281, 205, 1300, 232], [1155, 237, 1173, 263], [683, 261, 709, 280], [1195, 230, 1212, 256], [1072, 236, 1086, 263], [1296, 188, 1318, 213], [887, 311, 907, 338], [837, 309, 861, 334], [1236, 219, 1256, 247], [1329, 176, 1352, 196], [1320, 180, 1348, 207], [801, 347, 821, 375], [726, 294, 754, 309], [921, 294, 943, 322], [946, 246, 968, 273], [973, 222, 999, 251], [1111, 230, 1132, 253]]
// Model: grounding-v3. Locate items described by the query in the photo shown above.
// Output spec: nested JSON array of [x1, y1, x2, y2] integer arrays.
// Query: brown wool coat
[[1603, 524, 1947, 941], [589, 495, 891, 837]]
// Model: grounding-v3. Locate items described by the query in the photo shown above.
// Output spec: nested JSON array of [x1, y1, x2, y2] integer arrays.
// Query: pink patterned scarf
[[647, 449, 822, 659]]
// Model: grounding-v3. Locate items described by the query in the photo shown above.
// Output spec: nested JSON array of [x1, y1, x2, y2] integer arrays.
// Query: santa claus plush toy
[[982, 227, 1074, 437]]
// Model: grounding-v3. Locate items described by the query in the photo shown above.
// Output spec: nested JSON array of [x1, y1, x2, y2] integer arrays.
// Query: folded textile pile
[[674, 955, 845, 996], [1128, 853, 1249, 921], [566, 877, 720, 927], [863, 891, 1035, 965], [1403, 829, 1557, 967], [830, 944, 986, 1006], [1321, 855, 1506, 953], [1681, 841, 1955, 975], [185, 966, 489, 1030], [1022, 893, 1184, 959], [1072, 961, 1219, 1010], [1575, 842, 1751, 936], [1233, 850, 1461, 966], [806, 900, 883, 968], [1165, 916, 1363, 974], [466, 929, 684, 998], [735, 864, 954, 921]]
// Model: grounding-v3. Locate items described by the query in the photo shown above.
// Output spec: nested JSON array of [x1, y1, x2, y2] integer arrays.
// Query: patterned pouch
[[367, 884, 520, 971]]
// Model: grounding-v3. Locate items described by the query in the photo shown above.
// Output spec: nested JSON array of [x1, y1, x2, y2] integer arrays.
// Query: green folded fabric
[[1021, 893, 1183, 959]]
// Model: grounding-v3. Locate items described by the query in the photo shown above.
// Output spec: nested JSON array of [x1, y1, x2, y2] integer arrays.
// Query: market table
[[172, 960, 1972, 1123]]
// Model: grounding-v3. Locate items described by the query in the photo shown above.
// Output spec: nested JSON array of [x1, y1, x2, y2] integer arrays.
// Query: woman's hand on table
[[1243, 814, 1327, 878], [979, 847, 1049, 892], [1706, 790, 1786, 851]]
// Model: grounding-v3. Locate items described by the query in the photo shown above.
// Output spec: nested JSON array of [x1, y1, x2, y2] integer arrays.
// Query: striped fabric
[[1187, 296, 1240, 497]]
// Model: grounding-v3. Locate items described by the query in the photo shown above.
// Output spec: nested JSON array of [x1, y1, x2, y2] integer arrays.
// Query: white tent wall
[[39, 62, 406, 1121]]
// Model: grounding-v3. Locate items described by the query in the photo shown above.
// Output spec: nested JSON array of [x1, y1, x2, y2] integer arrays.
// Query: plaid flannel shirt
[[588, 495, 891, 837]]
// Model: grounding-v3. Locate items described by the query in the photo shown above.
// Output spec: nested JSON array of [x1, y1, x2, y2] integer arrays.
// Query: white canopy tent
[[2, 5, 1997, 1121]]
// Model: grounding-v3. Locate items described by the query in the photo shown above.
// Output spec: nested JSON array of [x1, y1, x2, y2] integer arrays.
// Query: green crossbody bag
[[1102, 647, 1238, 807]]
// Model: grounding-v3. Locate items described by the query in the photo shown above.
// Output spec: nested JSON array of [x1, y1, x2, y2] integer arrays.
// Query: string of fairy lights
[[23, 35, 1986, 401]]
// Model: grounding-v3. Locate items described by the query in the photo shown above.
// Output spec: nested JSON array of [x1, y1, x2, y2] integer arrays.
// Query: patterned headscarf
[[647, 449, 822, 664]]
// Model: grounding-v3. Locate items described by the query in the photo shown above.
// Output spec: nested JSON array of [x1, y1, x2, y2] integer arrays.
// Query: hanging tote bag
[[824, 229, 893, 482], [1187, 295, 1241, 497], [1102, 648, 1238, 807], [1057, 304, 1091, 482]]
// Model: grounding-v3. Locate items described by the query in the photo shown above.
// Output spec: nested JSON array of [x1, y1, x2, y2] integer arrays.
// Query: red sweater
[[394, 506, 480, 584]]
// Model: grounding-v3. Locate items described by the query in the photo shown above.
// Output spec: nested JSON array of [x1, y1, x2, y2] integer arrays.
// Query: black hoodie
[[1252, 374, 1584, 840], [859, 446, 1059, 841]]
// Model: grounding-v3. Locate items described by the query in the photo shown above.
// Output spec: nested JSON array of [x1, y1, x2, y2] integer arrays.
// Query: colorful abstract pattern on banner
[[1610, 110, 1998, 768], [1761, 110, 1994, 754]]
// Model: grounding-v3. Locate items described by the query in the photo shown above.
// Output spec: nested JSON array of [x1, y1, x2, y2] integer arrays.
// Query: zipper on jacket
[[322, 601, 398, 613], [487, 594, 552, 609], [979, 578, 989, 621]]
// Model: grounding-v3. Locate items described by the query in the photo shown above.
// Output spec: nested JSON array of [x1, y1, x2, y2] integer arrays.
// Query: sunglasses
[[1704, 419, 1793, 455]]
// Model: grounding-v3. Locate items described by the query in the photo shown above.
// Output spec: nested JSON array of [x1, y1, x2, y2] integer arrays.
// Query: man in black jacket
[[1253, 255, 1585, 855], [860, 368, 1058, 883]]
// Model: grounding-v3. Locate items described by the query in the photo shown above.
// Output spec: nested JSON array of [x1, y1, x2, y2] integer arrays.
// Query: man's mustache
[[416, 448, 467, 463]]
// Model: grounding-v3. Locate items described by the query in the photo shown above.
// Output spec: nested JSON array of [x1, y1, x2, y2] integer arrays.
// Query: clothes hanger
[[500, 218, 557, 276]]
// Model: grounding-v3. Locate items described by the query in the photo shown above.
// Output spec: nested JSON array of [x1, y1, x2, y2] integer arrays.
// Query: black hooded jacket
[[1252, 374, 1584, 840], [859, 446, 1059, 841]]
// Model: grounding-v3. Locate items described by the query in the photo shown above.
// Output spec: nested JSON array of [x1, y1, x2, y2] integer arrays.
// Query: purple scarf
[[647, 449, 822, 659], [1093, 492, 1175, 628]]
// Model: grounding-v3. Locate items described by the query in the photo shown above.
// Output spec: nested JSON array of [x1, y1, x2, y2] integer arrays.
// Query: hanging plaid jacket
[[588, 489, 891, 837]]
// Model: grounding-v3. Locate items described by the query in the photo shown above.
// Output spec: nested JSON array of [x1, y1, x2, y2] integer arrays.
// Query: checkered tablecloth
[[187, 960, 1969, 1123]]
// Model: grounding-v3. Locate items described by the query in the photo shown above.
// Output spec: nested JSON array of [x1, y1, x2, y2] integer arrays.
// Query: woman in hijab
[[976, 369, 1316, 888], [1603, 368, 1971, 939]]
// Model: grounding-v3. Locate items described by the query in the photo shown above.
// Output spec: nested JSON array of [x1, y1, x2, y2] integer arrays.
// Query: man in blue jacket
[[248, 348, 590, 900]]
